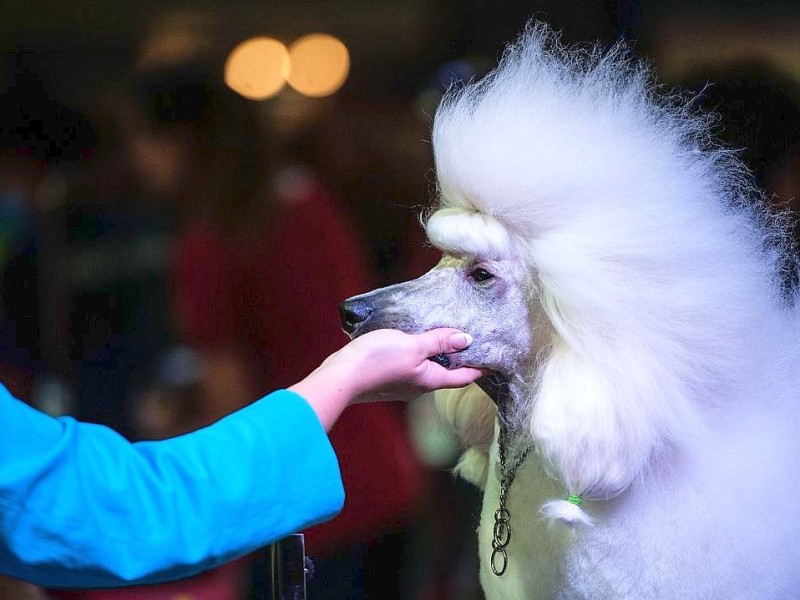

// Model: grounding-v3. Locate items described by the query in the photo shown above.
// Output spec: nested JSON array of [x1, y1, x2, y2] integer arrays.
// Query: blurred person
[[0, 62, 171, 444], [124, 59, 429, 598], [0, 70, 89, 401], [0, 328, 484, 589]]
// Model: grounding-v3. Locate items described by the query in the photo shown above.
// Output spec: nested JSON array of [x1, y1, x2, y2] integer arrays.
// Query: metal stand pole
[[269, 534, 309, 600]]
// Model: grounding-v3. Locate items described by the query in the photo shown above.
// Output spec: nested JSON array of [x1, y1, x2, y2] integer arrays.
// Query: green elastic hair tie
[[567, 494, 583, 507]]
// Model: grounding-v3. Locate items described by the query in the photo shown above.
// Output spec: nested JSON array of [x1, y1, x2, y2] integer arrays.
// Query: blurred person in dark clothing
[[0, 71, 83, 400], [0, 65, 173, 441]]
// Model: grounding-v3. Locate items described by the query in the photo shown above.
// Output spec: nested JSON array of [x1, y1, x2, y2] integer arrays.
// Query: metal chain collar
[[490, 406, 534, 576]]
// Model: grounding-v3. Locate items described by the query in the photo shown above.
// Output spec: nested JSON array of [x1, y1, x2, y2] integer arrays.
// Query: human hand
[[288, 328, 487, 430], [328, 328, 487, 403]]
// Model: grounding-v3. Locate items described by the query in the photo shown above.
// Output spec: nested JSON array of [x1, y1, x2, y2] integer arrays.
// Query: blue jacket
[[0, 384, 344, 588]]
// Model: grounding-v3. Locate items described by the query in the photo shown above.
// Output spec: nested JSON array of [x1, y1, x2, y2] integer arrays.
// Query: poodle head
[[339, 209, 538, 382]]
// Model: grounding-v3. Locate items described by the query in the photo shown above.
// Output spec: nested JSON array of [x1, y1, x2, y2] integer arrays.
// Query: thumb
[[419, 328, 474, 356]]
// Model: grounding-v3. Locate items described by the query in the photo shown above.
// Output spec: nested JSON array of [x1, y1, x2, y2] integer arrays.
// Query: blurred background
[[1, 1, 799, 598]]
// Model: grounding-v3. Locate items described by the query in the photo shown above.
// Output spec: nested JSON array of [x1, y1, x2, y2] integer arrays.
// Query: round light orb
[[286, 34, 350, 98], [225, 37, 288, 100]]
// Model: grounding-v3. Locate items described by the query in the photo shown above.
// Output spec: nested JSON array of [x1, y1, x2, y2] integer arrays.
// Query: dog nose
[[339, 299, 373, 334]]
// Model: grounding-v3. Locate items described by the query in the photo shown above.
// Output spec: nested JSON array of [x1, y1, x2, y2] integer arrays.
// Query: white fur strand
[[539, 499, 593, 527]]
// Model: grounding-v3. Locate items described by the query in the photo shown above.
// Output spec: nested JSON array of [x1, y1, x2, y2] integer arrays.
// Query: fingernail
[[450, 332, 473, 349]]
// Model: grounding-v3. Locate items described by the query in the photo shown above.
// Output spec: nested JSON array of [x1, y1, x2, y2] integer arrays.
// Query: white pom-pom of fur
[[433, 385, 496, 452], [433, 386, 495, 489], [454, 446, 491, 489], [426, 208, 515, 261], [540, 498, 593, 527]]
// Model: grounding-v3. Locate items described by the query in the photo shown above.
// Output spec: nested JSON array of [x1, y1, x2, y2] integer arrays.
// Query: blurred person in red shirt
[[124, 59, 424, 598]]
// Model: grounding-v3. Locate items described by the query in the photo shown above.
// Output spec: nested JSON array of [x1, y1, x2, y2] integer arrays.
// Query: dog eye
[[470, 267, 495, 282]]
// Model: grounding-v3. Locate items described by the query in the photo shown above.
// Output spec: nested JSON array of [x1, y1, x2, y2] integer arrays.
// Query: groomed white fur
[[426, 22, 800, 597], [432, 384, 496, 488], [426, 208, 515, 261], [539, 499, 593, 527]]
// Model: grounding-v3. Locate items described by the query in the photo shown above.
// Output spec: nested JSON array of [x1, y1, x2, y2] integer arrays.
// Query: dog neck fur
[[425, 22, 797, 526]]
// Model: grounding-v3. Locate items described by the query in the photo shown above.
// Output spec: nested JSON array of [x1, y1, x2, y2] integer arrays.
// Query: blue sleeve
[[0, 384, 344, 588]]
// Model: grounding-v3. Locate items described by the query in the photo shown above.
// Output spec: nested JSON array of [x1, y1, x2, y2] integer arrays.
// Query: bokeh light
[[285, 34, 350, 97], [224, 37, 288, 100]]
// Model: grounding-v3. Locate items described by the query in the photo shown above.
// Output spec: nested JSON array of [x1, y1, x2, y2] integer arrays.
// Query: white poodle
[[339, 22, 800, 598]]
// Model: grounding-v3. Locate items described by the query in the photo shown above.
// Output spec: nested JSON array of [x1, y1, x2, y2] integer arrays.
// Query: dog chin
[[345, 321, 500, 374], [428, 336, 486, 370], [428, 349, 478, 370]]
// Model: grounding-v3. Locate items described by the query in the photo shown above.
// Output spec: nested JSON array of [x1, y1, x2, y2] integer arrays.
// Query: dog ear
[[528, 288, 704, 527], [434, 385, 497, 489], [530, 345, 645, 525]]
